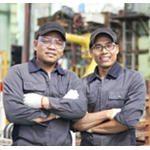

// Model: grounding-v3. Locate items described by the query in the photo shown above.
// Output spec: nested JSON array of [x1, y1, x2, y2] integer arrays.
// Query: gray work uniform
[[3, 57, 87, 146], [81, 61, 146, 146]]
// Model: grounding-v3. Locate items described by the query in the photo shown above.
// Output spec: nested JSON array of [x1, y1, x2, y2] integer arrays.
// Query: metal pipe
[[0, 51, 8, 79], [23, 3, 30, 62], [66, 33, 89, 46]]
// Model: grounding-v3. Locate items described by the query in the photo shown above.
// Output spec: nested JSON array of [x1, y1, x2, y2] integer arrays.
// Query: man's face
[[34, 31, 65, 66], [90, 34, 119, 69]]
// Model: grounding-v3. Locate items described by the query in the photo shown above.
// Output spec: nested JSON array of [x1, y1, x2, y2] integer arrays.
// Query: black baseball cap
[[89, 28, 118, 48], [35, 22, 66, 41]]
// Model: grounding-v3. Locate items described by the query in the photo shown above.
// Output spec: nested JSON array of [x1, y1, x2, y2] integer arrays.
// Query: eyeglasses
[[38, 36, 66, 49], [91, 43, 116, 52]]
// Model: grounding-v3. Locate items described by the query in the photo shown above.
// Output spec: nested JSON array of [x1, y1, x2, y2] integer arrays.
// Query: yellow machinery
[[0, 51, 8, 81], [66, 33, 97, 77], [0, 50, 8, 94]]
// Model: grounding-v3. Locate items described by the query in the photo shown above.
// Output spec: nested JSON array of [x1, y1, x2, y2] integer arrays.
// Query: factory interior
[[0, 3, 150, 146]]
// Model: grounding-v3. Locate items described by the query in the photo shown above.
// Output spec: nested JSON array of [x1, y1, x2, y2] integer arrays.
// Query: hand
[[110, 108, 121, 119], [63, 89, 79, 99], [24, 93, 42, 108], [49, 113, 60, 120], [32, 113, 60, 123]]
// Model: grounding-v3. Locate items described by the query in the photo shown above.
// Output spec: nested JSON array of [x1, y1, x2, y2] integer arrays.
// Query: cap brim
[[37, 28, 66, 41], [90, 30, 117, 48]]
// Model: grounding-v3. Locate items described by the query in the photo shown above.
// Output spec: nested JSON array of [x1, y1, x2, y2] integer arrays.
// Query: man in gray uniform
[[3, 22, 87, 146], [74, 28, 146, 146]]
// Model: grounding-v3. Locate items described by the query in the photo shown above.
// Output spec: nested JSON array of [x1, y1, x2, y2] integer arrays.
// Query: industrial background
[[0, 3, 150, 146]]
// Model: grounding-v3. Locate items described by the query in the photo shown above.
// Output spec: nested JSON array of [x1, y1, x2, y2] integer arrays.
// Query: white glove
[[24, 93, 42, 108], [110, 108, 121, 119], [63, 89, 79, 99]]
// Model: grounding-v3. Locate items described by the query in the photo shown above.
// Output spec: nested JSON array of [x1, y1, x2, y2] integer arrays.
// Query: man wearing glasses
[[3, 22, 87, 146], [74, 28, 146, 146]]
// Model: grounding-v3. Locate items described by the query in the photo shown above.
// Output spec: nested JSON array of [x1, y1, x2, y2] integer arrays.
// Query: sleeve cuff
[[49, 97, 61, 109], [114, 113, 132, 129]]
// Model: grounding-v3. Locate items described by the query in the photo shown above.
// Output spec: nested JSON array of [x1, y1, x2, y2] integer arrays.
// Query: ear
[[89, 48, 94, 57], [34, 40, 38, 51], [116, 45, 119, 55]]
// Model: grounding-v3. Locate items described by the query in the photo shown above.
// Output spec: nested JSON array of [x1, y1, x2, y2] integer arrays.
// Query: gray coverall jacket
[[81, 61, 146, 146], [3, 57, 87, 146]]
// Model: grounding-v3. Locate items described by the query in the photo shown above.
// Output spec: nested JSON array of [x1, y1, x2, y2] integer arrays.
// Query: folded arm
[[32, 113, 58, 123], [73, 109, 121, 131], [91, 119, 129, 134], [3, 66, 49, 125], [23, 73, 87, 121], [73, 110, 111, 131]]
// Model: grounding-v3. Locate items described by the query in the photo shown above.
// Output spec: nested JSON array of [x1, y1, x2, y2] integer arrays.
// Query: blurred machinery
[[112, 3, 150, 70], [66, 33, 97, 77]]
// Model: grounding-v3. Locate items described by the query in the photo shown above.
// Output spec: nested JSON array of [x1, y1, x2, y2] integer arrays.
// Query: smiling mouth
[[45, 52, 56, 57], [100, 56, 110, 62]]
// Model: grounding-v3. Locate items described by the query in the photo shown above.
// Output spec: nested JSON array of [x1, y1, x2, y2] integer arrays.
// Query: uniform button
[[34, 86, 36, 89], [118, 95, 121, 98]]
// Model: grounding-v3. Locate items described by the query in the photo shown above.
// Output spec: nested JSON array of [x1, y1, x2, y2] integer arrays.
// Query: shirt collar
[[107, 61, 122, 79], [28, 57, 65, 75], [88, 61, 122, 83], [28, 57, 41, 73], [55, 63, 65, 75], [88, 66, 99, 83]]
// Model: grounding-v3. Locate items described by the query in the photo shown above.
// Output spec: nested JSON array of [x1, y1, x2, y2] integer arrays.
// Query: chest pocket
[[23, 82, 47, 95], [107, 91, 127, 108], [56, 82, 68, 97]]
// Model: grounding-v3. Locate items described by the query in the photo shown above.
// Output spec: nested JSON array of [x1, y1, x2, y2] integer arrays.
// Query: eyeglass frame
[[91, 43, 117, 52], [37, 36, 66, 50]]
